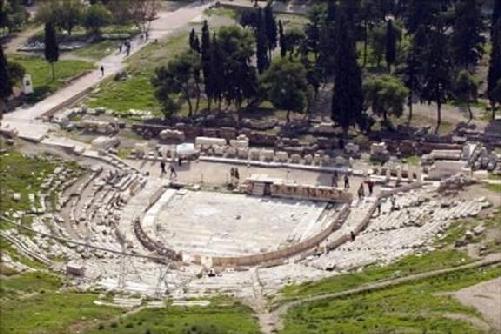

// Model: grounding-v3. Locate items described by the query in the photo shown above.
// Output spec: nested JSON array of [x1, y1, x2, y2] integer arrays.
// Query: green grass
[[281, 266, 501, 334], [84, 299, 260, 334], [404, 155, 421, 166], [0, 271, 123, 334], [204, 7, 238, 20], [72, 40, 120, 60], [9, 54, 94, 103], [486, 183, 501, 193], [86, 33, 188, 115], [281, 250, 469, 300], [0, 151, 81, 214], [0, 151, 57, 213]]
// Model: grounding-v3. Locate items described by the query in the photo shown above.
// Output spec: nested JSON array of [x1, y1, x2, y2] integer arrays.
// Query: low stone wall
[[210, 205, 351, 268]]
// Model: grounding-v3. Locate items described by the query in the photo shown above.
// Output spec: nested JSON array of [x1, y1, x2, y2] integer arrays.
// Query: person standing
[[100, 65, 104, 77], [344, 174, 350, 189]]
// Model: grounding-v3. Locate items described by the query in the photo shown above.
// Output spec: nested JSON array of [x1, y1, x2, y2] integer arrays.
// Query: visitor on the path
[[357, 184, 364, 200], [160, 160, 166, 175], [377, 200, 382, 215], [344, 174, 349, 189], [390, 195, 396, 211], [367, 180, 374, 195], [169, 165, 177, 179], [126, 41, 131, 56], [100, 65, 104, 77], [178, 157, 182, 166], [118, 43, 122, 53], [332, 171, 338, 187]]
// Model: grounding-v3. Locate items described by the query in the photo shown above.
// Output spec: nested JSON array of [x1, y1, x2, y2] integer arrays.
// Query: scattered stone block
[[275, 151, 288, 162]]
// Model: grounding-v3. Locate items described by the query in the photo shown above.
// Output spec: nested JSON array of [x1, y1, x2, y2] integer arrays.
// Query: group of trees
[[0, 0, 28, 35], [152, 0, 501, 133], [35, 0, 160, 36], [153, 3, 319, 123]]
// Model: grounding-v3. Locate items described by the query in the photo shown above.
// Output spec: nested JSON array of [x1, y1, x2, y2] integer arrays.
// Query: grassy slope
[[86, 33, 188, 114], [72, 40, 120, 60], [281, 249, 469, 300], [0, 272, 122, 334], [9, 54, 94, 102], [282, 266, 501, 334], [84, 299, 260, 334]]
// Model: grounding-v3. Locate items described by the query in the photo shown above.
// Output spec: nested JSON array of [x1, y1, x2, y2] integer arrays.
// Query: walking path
[[1, 2, 209, 141], [257, 252, 501, 334]]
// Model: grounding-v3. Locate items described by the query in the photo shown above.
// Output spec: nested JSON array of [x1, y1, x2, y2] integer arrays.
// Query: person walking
[[160, 160, 166, 175], [332, 171, 338, 187], [357, 183, 364, 200], [169, 165, 177, 179], [367, 180, 374, 196], [100, 65, 104, 77], [344, 174, 350, 189]]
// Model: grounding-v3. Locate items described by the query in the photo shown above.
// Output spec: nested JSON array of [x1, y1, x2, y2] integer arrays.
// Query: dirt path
[[455, 277, 501, 331], [258, 253, 501, 334], [2, 2, 209, 141], [3, 25, 42, 54]]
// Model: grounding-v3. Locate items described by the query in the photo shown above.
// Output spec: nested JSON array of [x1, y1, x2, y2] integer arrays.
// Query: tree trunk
[[184, 88, 193, 117], [0, 99, 7, 119], [435, 100, 442, 134], [492, 100, 496, 121], [407, 93, 413, 125], [363, 24, 368, 67], [51, 62, 55, 81]]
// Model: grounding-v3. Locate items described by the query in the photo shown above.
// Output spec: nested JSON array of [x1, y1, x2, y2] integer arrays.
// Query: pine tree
[[385, 18, 396, 72], [450, 0, 485, 69], [44, 22, 59, 81], [331, 7, 363, 133], [421, 27, 452, 133], [264, 2, 277, 59], [0, 44, 12, 114], [256, 8, 269, 73], [488, 19, 501, 118]]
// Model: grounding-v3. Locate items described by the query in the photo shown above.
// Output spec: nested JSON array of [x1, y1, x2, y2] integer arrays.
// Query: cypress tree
[[331, 7, 363, 134], [450, 0, 485, 69], [210, 33, 225, 112], [44, 22, 59, 81], [256, 9, 269, 73], [493, 0, 501, 30], [264, 2, 277, 59], [327, 0, 336, 22], [278, 20, 287, 58], [488, 19, 501, 118], [0, 44, 12, 114], [421, 27, 452, 133], [201, 21, 211, 111], [189, 28, 196, 51], [385, 18, 396, 72], [402, 25, 426, 124]]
